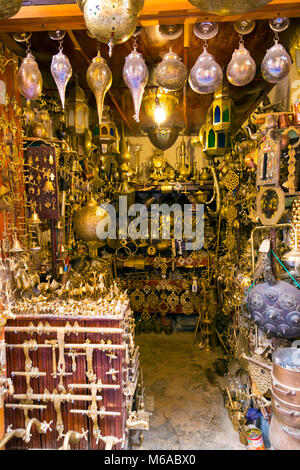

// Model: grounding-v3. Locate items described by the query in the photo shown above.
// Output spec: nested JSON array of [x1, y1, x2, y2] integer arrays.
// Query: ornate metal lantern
[[92, 106, 119, 155], [199, 82, 233, 157], [78, 0, 144, 56], [143, 88, 178, 126], [66, 80, 89, 134]]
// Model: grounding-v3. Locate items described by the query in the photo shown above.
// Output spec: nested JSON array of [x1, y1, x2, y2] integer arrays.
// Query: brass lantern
[[212, 82, 233, 131], [92, 105, 119, 155], [199, 82, 233, 158], [143, 88, 178, 126], [290, 24, 300, 73], [66, 79, 89, 134]]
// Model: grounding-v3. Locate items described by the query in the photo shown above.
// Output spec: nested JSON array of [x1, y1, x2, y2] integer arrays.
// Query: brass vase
[[86, 51, 112, 125], [73, 195, 110, 241]]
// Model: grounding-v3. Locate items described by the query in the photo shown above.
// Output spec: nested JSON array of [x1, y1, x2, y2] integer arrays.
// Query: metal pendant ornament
[[17, 40, 43, 102], [189, 44, 223, 94], [78, 0, 144, 57], [123, 39, 149, 123], [50, 38, 72, 110], [87, 49, 112, 125], [155, 48, 187, 91], [226, 39, 256, 86], [261, 35, 291, 84]]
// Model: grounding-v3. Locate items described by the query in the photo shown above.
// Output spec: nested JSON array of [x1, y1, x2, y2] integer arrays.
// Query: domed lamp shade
[[261, 40, 292, 83], [0, 0, 22, 19], [186, 0, 272, 15], [78, 0, 144, 56], [143, 88, 179, 125], [226, 41, 256, 86], [147, 126, 181, 151], [189, 46, 223, 94], [154, 49, 188, 91], [17, 53, 43, 102]]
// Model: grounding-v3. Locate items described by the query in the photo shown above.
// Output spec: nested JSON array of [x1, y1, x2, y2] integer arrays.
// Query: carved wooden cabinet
[[3, 303, 144, 449]]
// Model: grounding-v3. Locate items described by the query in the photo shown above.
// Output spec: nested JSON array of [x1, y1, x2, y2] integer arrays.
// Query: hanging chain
[[203, 39, 208, 49], [97, 41, 101, 55], [132, 34, 138, 50], [273, 32, 279, 44], [239, 34, 244, 45], [59, 39, 64, 52], [25, 39, 32, 56]]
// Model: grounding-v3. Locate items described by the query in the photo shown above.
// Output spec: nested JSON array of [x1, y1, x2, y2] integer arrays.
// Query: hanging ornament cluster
[[188, 18, 292, 95], [123, 34, 149, 122], [77, 0, 144, 57], [87, 47, 112, 125]]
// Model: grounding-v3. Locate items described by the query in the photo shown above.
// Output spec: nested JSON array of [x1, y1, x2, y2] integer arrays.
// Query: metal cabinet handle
[[281, 426, 300, 440], [273, 384, 296, 396], [275, 403, 300, 417]]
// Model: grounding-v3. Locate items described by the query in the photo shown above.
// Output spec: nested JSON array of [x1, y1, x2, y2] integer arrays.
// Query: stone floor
[[135, 331, 246, 450]]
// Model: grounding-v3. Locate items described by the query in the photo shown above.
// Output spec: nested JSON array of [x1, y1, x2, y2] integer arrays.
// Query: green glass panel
[[208, 129, 215, 148], [222, 106, 230, 123]]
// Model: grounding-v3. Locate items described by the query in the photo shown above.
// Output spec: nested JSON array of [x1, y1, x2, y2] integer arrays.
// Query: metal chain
[[25, 39, 32, 55]]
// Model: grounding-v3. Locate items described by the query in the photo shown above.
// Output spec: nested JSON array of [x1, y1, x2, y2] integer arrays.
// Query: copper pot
[[279, 113, 291, 128], [269, 415, 300, 450], [272, 348, 300, 389], [272, 395, 300, 428], [272, 381, 300, 405]]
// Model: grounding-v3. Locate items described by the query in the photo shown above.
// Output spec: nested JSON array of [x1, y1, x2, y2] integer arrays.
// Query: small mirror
[[260, 189, 279, 219]]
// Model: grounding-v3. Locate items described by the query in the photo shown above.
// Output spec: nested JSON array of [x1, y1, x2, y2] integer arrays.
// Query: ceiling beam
[[0, 0, 300, 32]]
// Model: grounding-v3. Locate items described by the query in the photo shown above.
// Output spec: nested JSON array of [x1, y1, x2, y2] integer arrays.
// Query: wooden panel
[[0, 1, 300, 32], [4, 310, 134, 450]]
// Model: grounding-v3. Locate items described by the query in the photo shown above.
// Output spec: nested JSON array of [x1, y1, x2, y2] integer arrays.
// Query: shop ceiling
[[0, 1, 299, 135]]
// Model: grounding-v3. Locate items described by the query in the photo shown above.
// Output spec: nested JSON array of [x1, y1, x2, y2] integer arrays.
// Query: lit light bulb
[[154, 103, 166, 125]]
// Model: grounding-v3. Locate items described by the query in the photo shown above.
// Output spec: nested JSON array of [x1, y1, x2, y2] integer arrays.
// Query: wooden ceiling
[[0, 1, 299, 136]]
